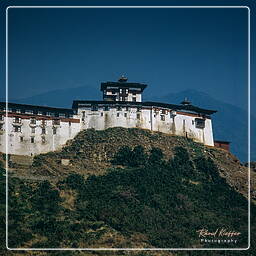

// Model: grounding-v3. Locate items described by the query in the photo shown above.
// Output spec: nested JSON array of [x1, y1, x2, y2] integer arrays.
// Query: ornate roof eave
[[72, 100, 217, 115]]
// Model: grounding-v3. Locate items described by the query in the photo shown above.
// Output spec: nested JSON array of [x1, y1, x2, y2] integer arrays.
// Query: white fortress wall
[[0, 114, 80, 156], [76, 105, 214, 146]]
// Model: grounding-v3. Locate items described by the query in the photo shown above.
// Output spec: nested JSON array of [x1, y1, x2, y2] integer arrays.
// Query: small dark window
[[14, 126, 21, 132], [91, 105, 98, 111], [53, 127, 57, 134], [42, 128, 46, 134], [69, 121, 71, 126], [162, 109, 166, 115], [31, 137, 35, 143], [30, 118, 36, 124], [0, 124, 3, 131], [101, 112, 103, 117], [137, 113, 140, 119], [195, 118, 205, 129], [14, 117, 21, 123], [0, 115, 3, 121], [137, 107, 141, 112], [132, 97, 136, 102], [125, 106, 129, 111], [117, 106, 122, 111], [20, 136, 23, 142], [160, 115, 165, 121], [124, 113, 127, 117], [117, 113, 120, 117], [53, 119, 60, 125]]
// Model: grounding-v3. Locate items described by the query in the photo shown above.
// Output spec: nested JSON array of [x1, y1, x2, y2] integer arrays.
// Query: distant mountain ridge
[[4, 87, 254, 162]]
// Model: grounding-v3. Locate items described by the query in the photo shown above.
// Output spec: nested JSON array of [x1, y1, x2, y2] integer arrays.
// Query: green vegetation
[[0, 145, 255, 255]]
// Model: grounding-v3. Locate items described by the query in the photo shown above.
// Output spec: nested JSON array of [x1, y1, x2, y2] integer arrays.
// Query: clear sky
[[0, 0, 255, 115]]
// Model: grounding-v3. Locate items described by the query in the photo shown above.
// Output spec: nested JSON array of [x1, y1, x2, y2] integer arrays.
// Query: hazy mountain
[[7, 85, 101, 108], [6, 88, 254, 162]]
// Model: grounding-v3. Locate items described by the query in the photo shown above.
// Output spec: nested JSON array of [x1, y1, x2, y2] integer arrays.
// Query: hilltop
[[1, 127, 255, 255]]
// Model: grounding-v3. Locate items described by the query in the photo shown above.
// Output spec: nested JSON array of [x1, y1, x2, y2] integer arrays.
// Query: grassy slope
[[0, 128, 255, 255]]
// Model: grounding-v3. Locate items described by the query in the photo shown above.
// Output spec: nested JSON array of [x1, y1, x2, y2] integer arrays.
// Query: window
[[69, 121, 72, 126], [160, 115, 165, 121], [20, 137, 23, 142], [117, 106, 122, 111], [192, 120, 194, 125], [137, 113, 140, 119], [132, 97, 136, 102], [14, 117, 21, 123], [124, 113, 127, 117], [137, 107, 141, 112], [53, 119, 60, 125], [0, 115, 3, 121], [101, 112, 103, 117], [162, 109, 166, 115], [117, 113, 120, 117], [14, 126, 21, 132], [42, 136, 46, 144], [31, 127, 35, 133], [195, 118, 205, 129], [42, 128, 46, 134], [0, 124, 3, 131], [125, 106, 129, 111], [91, 105, 98, 111], [30, 118, 36, 124], [53, 127, 57, 134], [31, 137, 35, 143]]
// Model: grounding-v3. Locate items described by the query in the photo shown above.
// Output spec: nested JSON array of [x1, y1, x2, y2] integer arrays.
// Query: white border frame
[[5, 5, 251, 251]]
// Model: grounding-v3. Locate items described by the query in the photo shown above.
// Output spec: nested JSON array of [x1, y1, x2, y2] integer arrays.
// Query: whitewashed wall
[[0, 115, 81, 156], [0, 105, 215, 156], [77, 106, 214, 146]]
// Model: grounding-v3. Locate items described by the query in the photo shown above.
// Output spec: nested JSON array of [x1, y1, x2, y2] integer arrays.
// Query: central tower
[[100, 76, 147, 102]]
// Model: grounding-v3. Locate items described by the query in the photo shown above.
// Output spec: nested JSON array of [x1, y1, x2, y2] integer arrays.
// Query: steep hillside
[[9, 127, 252, 201], [1, 128, 255, 255]]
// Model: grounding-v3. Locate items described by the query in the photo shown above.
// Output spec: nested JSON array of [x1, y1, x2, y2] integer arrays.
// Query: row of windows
[[90, 106, 142, 112], [12, 117, 62, 125], [13, 126, 57, 134], [20, 136, 46, 144], [3, 109, 72, 118]]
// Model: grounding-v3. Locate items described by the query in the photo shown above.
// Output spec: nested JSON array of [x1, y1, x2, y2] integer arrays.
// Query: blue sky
[[0, 0, 254, 116]]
